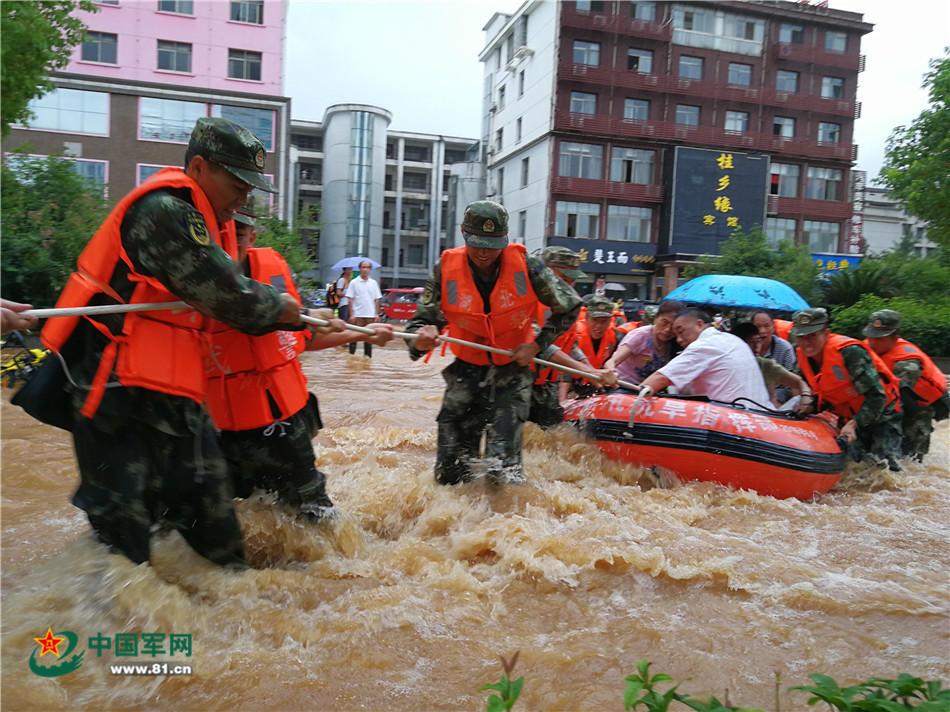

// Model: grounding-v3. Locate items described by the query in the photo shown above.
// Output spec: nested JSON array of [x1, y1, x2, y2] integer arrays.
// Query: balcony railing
[[551, 175, 664, 202], [776, 196, 853, 220], [561, 7, 672, 40], [774, 42, 862, 72]]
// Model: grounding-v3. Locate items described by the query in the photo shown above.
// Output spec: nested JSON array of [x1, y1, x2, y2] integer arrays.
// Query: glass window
[[570, 91, 597, 115], [576, 0, 606, 12], [779, 23, 803, 43], [818, 122, 841, 144], [678, 55, 703, 80], [518, 210, 527, 239], [498, 85, 506, 111], [228, 49, 262, 81], [773, 116, 795, 138], [674, 6, 715, 33], [555, 201, 600, 238], [158, 0, 193, 13], [623, 98, 649, 121], [137, 163, 173, 184], [407, 243, 425, 266], [22, 88, 109, 135], [211, 105, 274, 150], [607, 205, 652, 242], [573, 40, 600, 66], [518, 70, 525, 97], [521, 157, 529, 187], [821, 76, 845, 99], [769, 162, 799, 197], [140, 97, 205, 142], [67, 158, 107, 188], [559, 141, 603, 179], [728, 62, 752, 86], [496, 167, 504, 194], [630, 2, 655, 21], [806, 166, 843, 201], [610, 147, 654, 184], [803, 220, 839, 252], [157, 40, 192, 73], [495, 128, 503, 152], [675, 104, 699, 126], [825, 31, 847, 52], [765, 218, 796, 246], [230, 0, 263, 24], [627, 48, 653, 73], [516, 116, 522, 142], [724, 110, 749, 133], [81, 31, 117, 63], [776, 70, 798, 93]]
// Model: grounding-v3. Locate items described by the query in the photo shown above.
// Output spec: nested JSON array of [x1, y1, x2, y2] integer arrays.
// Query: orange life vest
[[796, 333, 900, 420], [205, 247, 310, 431], [872, 338, 948, 407], [575, 319, 619, 370], [440, 244, 538, 366], [41, 168, 237, 418], [617, 320, 641, 335], [774, 319, 793, 341]]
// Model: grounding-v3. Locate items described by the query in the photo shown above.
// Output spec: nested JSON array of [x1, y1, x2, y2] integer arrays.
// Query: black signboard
[[668, 147, 769, 255], [547, 236, 656, 275]]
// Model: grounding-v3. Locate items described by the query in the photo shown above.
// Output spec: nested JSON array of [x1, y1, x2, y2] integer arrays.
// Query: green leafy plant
[[820, 262, 900, 308], [831, 295, 950, 355], [792, 672, 950, 710], [623, 660, 762, 712], [481, 652, 524, 712]]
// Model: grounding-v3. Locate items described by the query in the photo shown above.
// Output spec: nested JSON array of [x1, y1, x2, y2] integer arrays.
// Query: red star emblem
[[33, 628, 65, 657]]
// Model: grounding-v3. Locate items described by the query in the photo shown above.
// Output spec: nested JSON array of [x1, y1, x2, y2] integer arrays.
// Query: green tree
[[1, 1, 95, 137], [1, 153, 108, 307], [879, 49, 950, 248], [253, 211, 316, 277]]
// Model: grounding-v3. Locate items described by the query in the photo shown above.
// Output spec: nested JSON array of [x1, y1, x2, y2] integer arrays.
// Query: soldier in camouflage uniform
[[864, 310, 950, 462], [43, 118, 301, 568], [406, 201, 581, 485], [792, 308, 903, 471]]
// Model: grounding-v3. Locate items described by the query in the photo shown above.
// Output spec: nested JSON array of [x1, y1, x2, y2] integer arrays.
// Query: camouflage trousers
[[435, 359, 533, 484], [217, 393, 329, 507], [849, 403, 904, 470], [901, 404, 936, 461], [72, 410, 245, 568], [528, 380, 564, 428]]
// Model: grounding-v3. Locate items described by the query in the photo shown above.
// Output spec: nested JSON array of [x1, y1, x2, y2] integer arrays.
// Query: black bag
[[11, 354, 75, 432]]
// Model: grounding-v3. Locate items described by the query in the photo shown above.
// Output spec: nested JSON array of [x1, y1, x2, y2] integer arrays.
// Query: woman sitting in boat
[[731, 322, 813, 412], [604, 300, 684, 387]]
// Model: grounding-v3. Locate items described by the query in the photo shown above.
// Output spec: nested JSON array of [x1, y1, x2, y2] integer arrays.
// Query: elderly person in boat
[[730, 322, 813, 412], [637, 308, 771, 406]]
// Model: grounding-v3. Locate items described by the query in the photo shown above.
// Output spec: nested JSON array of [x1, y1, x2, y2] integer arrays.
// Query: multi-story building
[[3, 0, 292, 217], [863, 187, 937, 258], [289, 107, 480, 286], [480, 0, 872, 298]]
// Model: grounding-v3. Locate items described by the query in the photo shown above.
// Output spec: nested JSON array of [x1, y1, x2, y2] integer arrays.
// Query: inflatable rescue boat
[[563, 393, 845, 499]]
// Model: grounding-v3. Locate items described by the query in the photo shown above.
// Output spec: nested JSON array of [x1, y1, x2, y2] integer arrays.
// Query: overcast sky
[[285, 0, 948, 182]]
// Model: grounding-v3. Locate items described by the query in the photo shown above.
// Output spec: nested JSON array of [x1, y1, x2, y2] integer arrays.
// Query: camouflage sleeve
[[122, 192, 283, 335], [527, 255, 581, 352], [841, 345, 887, 429], [891, 358, 922, 390], [405, 260, 446, 361]]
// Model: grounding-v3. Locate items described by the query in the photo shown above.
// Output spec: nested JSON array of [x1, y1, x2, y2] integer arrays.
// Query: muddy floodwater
[[2, 344, 948, 710]]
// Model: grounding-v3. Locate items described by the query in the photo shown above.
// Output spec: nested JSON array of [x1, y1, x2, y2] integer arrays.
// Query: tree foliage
[[820, 262, 900, 308], [0, 1, 95, 137], [879, 49, 950, 248], [254, 211, 316, 278], [832, 295, 950, 355]]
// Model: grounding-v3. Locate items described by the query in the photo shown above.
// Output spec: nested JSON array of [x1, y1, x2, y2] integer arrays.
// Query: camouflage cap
[[461, 200, 509, 249], [541, 246, 587, 280], [790, 307, 830, 337], [188, 117, 276, 193], [584, 294, 615, 319], [864, 309, 902, 338], [233, 209, 257, 228]]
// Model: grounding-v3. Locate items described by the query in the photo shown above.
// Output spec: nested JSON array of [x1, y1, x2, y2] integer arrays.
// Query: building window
[[773, 116, 795, 138], [157, 40, 192, 73], [516, 116, 522, 142], [495, 48, 501, 71], [765, 217, 796, 246], [724, 110, 749, 133], [610, 147, 654, 184], [81, 31, 117, 64], [518, 70, 525, 97], [211, 105, 274, 150], [806, 167, 843, 201], [228, 49, 262, 81], [230, 0, 263, 24], [769, 162, 800, 197], [623, 98, 649, 121], [776, 70, 798, 93], [675, 6, 715, 32], [498, 85, 507, 111], [66, 158, 108, 189], [779, 23, 803, 43], [803, 220, 839, 252], [825, 31, 847, 53], [817, 122, 841, 144], [607, 205, 652, 242], [559, 141, 603, 179], [496, 167, 504, 194], [821, 76, 845, 99], [140, 97, 205, 143], [521, 157, 530, 187], [158, 0, 193, 13], [21, 88, 109, 135], [573, 40, 600, 66], [675, 104, 699, 126], [137, 163, 173, 184], [518, 210, 527, 240], [555, 201, 600, 238], [576, 1, 605, 13], [627, 48, 653, 73], [495, 128, 503, 152], [570, 91, 597, 115], [678, 55, 703, 80], [728, 62, 752, 86], [630, 2, 656, 21]]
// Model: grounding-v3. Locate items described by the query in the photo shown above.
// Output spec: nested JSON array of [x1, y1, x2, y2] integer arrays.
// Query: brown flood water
[[2, 344, 948, 710]]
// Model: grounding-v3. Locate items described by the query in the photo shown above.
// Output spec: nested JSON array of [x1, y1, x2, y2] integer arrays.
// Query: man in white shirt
[[344, 260, 383, 357], [638, 307, 771, 406]]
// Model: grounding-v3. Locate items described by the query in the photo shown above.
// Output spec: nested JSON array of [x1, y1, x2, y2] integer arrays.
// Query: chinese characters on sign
[[703, 152, 741, 230], [548, 237, 656, 275], [811, 253, 864, 272]]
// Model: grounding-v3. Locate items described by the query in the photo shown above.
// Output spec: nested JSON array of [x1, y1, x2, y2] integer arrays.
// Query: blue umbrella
[[663, 274, 810, 312], [330, 256, 380, 271]]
